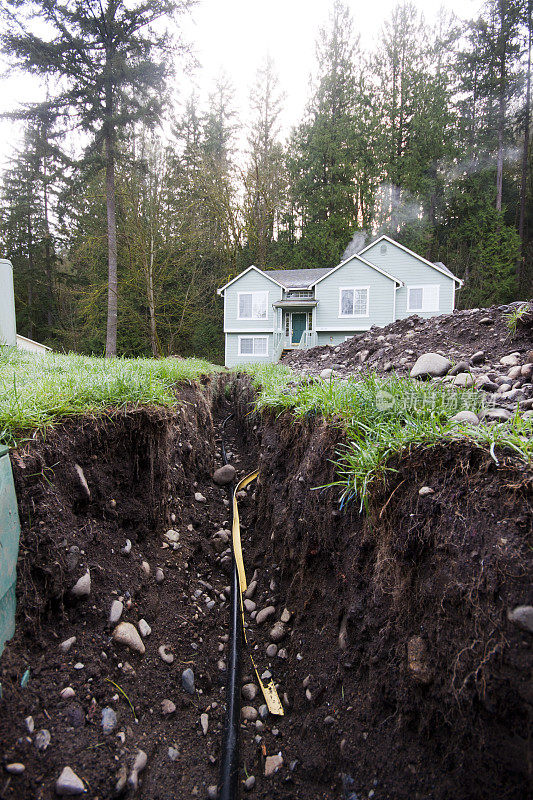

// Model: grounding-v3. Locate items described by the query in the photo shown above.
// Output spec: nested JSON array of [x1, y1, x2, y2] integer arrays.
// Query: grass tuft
[[237, 364, 533, 507], [0, 347, 220, 446]]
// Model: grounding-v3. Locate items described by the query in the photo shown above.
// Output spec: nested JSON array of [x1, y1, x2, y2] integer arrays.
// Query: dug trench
[[0, 374, 531, 800]]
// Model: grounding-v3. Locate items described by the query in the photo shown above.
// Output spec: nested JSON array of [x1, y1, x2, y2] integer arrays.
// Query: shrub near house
[[217, 236, 463, 367]]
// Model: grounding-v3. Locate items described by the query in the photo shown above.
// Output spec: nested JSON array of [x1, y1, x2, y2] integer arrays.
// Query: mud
[[282, 300, 533, 378], [0, 376, 532, 800]]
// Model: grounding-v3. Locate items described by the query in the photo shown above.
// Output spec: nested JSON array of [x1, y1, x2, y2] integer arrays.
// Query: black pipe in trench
[[218, 413, 242, 800]]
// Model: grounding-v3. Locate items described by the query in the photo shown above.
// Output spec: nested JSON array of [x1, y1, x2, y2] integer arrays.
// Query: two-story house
[[217, 235, 462, 367]]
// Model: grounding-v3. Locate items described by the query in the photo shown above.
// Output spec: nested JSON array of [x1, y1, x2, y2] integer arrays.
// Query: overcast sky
[[0, 0, 483, 170]]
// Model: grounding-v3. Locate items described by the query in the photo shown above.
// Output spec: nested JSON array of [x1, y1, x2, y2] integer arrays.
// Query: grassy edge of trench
[[0, 346, 222, 447], [238, 363, 533, 508], [1, 348, 531, 510]]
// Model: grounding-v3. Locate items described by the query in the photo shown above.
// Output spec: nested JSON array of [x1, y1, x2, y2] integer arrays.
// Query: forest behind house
[[1, 0, 532, 363]]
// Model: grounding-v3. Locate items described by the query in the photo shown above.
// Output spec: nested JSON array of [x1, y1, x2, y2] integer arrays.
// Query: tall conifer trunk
[[496, 0, 506, 212], [104, 74, 118, 357], [519, 0, 532, 283]]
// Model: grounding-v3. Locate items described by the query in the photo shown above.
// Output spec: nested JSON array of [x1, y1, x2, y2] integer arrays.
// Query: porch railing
[[298, 330, 318, 350], [273, 329, 317, 361], [273, 331, 284, 363]]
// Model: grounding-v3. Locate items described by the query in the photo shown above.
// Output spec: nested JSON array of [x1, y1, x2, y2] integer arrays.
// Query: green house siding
[[361, 241, 455, 320], [225, 333, 274, 368], [314, 257, 396, 331], [223, 268, 281, 334], [218, 239, 459, 366], [317, 331, 361, 346]]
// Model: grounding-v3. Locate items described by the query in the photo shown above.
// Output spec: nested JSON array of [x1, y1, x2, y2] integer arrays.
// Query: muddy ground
[[0, 376, 532, 800], [282, 300, 533, 378]]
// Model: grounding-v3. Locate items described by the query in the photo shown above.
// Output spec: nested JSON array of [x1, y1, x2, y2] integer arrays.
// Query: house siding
[[317, 331, 362, 346], [314, 256, 396, 331], [225, 333, 273, 368], [223, 269, 281, 333], [361, 241, 455, 319]]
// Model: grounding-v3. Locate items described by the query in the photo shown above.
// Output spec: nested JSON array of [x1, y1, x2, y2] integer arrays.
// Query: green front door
[[291, 313, 307, 345]]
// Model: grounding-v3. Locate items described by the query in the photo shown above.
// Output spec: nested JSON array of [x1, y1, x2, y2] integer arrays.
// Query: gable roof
[[358, 235, 464, 286], [264, 267, 330, 288], [216, 264, 285, 295], [309, 252, 403, 288]]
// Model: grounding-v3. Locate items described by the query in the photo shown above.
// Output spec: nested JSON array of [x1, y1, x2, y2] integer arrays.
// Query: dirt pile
[[0, 375, 531, 799], [284, 301, 531, 389]]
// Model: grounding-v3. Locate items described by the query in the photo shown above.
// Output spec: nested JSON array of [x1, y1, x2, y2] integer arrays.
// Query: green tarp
[[0, 445, 20, 655]]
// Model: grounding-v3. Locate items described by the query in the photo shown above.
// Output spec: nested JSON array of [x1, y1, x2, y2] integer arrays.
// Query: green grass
[[238, 363, 533, 508], [504, 302, 531, 340], [0, 347, 220, 446]]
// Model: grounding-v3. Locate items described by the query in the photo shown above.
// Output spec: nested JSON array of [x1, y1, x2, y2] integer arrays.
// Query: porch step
[[280, 348, 294, 359]]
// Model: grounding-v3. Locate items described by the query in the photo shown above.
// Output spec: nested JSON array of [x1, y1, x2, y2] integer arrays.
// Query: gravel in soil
[[283, 301, 533, 379], [1, 377, 532, 800]]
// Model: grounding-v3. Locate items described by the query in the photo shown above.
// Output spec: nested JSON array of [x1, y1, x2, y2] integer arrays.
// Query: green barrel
[[0, 444, 21, 655]]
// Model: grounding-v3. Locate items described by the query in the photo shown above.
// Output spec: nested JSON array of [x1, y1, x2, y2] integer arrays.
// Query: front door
[[291, 313, 307, 345]]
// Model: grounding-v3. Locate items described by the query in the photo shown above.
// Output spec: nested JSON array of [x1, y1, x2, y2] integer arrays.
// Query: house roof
[[433, 261, 455, 278], [358, 235, 463, 286], [264, 268, 331, 288], [309, 252, 403, 288], [273, 299, 318, 308], [217, 264, 285, 295]]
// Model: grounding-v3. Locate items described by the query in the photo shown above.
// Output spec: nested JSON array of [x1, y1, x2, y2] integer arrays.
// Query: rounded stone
[[242, 683, 258, 701], [255, 606, 276, 625], [410, 353, 451, 379], [55, 766, 86, 795], [241, 706, 258, 721], [181, 667, 195, 694], [508, 605, 533, 634], [101, 707, 117, 735], [213, 464, 236, 485], [269, 622, 287, 643], [71, 571, 91, 598], [5, 763, 25, 775], [451, 410, 479, 425], [244, 775, 256, 791], [112, 622, 145, 654], [109, 600, 123, 624], [161, 699, 176, 715]]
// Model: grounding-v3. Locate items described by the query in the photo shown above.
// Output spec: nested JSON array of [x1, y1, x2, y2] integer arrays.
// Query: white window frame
[[407, 285, 440, 312], [238, 335, 269, 357], [237, 291, 269, 320], [338, 286, 370, 318]]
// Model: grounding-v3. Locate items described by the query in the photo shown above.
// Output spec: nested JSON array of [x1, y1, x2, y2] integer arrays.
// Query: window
[[287, 290, 313, 298], [307, 311, 313, 331], [407, 285, 439, 312], [238, 336, 268, 357], [238, 291, 268, 320], [339, 287, 369, 317]]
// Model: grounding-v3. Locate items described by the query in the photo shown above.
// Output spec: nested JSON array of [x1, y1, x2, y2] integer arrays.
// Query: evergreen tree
[[288, 0, 362, 266], [243, 57, 287, 268], [2, 0, 193, 356]]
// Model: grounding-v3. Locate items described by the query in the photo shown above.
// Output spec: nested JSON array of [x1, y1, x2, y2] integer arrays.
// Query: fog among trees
[[1, 0, 531, 362]]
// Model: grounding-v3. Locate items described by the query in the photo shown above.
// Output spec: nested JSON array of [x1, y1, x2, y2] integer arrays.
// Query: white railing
[[273, 329, 318, 361], [298, 330, 318, 349], [273, 331, 285, 363]]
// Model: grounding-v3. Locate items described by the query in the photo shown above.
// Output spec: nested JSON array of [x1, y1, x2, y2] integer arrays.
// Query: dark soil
[[1, 376, 532, 800], [282, 300, 533, 376]]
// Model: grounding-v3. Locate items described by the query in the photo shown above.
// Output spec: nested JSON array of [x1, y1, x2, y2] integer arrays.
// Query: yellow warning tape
[[232, 471, 284, 716]]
